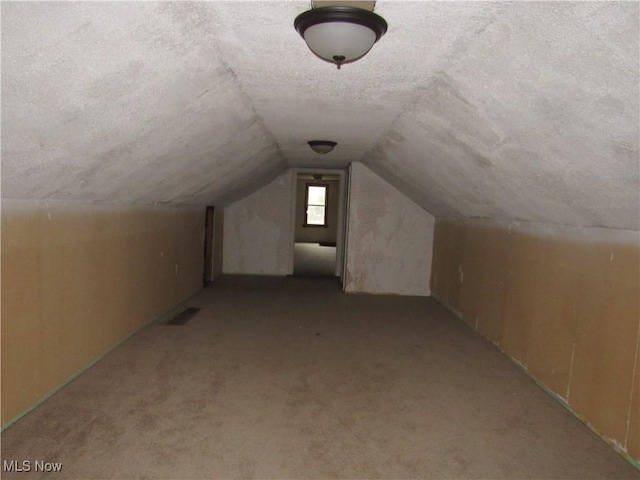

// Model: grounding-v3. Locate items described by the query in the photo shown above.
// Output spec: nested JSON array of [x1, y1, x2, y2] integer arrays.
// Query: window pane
[[306, 206, 326, 225], [308, 186, 326, 206]]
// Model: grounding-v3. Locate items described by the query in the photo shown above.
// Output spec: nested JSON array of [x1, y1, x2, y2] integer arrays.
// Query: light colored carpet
[[2, 276, 638, 479]]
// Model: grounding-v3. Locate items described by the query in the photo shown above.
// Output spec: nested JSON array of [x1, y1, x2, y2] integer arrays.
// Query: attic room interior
[[1, 1, 638, 478]]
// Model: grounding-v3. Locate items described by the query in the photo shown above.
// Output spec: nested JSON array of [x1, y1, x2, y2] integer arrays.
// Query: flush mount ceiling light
[[308, 140, 337, 154], [294, 6, 388, 69]]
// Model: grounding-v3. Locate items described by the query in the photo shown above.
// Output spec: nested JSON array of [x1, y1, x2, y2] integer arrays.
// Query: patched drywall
[[1, 200, 204, 426], [295, 177, 340, 244], [223, 171, 294, 275], [345, 163, 434, 296], [431, 218, 640, 463]]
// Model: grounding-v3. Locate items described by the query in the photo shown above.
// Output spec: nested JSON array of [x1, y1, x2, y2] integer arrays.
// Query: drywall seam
[[1, 200, 204, 423], [625, 318, 640, 450], [566, 343, 576, 402], [0, 290, 199, 432], [516, 352, 640, 471], [432, 217, 640, 464], [430, 292, 640, 470]]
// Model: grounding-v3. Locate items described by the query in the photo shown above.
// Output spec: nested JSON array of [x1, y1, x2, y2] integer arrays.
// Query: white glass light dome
[[294, 6, 388, 69], [308, 140, 337, 154]]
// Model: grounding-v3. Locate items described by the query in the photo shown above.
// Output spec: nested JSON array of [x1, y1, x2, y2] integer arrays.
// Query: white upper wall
[[2, 2, 638, 229], [223, 171, 294, 276], [345, 162, 435, 296], [223, 164, 435, 298]]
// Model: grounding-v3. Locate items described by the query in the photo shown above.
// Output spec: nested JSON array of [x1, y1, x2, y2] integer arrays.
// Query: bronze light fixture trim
[[294, 6, 388, 69], [308, 140, 338, 154]]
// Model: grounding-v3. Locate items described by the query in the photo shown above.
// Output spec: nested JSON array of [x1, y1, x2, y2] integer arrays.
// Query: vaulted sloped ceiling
[[2, 2, 638, 229]]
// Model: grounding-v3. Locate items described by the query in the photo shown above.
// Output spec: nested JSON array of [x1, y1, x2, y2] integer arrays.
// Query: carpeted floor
[[2, 276, 638, 479], [293, 243, 337, 277]]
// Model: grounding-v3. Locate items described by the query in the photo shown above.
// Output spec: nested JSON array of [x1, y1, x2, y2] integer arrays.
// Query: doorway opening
[[292, 171, 344, 278], [294, 242, 337, 277], [203, 206, 224, 286]]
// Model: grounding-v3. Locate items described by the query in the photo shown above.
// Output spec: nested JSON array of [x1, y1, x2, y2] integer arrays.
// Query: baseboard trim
[[1, 290, 201, 432], [430, 292, 640, 471]]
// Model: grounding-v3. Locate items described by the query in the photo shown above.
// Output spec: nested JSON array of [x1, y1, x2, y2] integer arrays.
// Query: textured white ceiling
[[2, 1, 638, 229]]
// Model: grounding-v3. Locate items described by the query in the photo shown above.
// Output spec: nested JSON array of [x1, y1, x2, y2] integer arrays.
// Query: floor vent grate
[[167, 307, 200, 325]]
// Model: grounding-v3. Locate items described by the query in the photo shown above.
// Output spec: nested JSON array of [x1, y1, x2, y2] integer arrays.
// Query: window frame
[[304, 182, 329, 228]]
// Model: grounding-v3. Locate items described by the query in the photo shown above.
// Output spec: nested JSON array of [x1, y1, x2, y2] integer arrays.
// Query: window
[[305, 183, 328, 227]]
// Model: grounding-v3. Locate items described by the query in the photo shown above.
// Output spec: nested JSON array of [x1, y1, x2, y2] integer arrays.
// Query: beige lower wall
[[1, 200, 204, 426], [431, 217, 640, 462]]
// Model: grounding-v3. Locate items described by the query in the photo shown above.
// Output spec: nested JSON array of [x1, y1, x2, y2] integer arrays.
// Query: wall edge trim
[[1, 290, 202, 432], [431, 292, 640, 471], [344, 290, 431, 298]]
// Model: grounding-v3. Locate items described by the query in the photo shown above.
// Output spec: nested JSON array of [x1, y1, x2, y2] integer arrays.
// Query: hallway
[[1, 276, 636, 479], [293, 242, 337, 277]]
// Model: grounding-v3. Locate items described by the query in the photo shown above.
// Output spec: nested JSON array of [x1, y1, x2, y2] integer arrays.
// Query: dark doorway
[[203, 206, 224, 285], [293, 242, 337, 277]]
